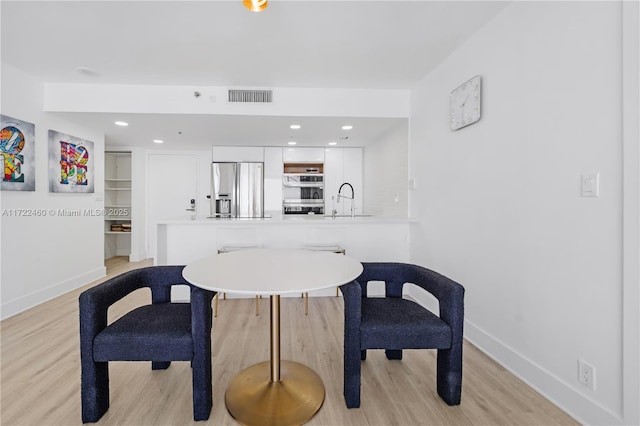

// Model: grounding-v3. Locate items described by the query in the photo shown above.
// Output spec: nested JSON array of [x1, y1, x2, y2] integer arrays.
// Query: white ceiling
[[1, 0, 508, 148]]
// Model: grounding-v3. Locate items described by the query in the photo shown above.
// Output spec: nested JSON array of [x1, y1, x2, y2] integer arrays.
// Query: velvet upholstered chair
[[340, 262, 465, 408], [79, 266, 216, 423]]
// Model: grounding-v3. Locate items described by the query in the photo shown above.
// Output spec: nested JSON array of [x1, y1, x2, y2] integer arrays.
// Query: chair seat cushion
[[360, 298, 452, 350], [93, 303, 193, 362]]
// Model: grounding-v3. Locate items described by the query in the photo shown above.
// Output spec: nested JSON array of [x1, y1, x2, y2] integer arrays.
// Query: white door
[[147, 153, 198, 260]]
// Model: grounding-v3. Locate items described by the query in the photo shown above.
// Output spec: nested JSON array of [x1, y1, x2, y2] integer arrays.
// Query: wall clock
[[450, 75, 481, 131]]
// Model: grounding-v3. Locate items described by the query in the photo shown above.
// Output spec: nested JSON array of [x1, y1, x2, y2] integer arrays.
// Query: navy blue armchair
[[340, 262, 465, 408], [79, 266, 216, 423]]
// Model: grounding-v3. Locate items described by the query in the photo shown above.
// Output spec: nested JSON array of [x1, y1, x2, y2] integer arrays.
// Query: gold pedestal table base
[[225, 360, 325, 426], [182, 250, 364, 426], [225, 295, 325, 426]]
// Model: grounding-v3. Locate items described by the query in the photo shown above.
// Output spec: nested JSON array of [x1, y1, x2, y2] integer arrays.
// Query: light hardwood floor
[[1, 257, 579, 426]]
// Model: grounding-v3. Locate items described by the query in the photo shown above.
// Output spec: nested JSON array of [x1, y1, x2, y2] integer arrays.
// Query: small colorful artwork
[[0, 115, 36, 191], [48, 130, 94, 193]]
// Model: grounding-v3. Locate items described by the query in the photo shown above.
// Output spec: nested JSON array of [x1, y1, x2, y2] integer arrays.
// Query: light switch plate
[[581, 173, 600, 197]]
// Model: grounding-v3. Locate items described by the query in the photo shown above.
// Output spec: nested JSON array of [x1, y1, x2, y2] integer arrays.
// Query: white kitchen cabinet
[[324, 148, 363, 215], [264, 147, 283, 213], [104, 151, 132, 259], [324, 148, 344, 215], [264, 147, 283, 178], [212, 146, 264, 162], [343, 148, 363, 214], [282, 147, 324, 163]]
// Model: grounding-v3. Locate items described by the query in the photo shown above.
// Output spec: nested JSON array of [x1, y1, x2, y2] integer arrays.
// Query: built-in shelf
[[282, 182, 324, 188], [283, 163, 324, 174], [105, 151, 132, 260]]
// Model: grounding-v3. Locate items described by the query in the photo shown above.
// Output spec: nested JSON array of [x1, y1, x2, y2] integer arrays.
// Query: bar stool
[[216, 245, 263, 316], [302, 244, 346, 314], [215, 226, 263, 317]]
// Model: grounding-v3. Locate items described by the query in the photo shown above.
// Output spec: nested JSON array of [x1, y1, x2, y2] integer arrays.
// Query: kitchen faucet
[[336, 182, 355, 219]]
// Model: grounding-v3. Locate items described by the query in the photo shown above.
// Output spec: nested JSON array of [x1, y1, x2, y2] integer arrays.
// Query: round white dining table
[[182, 248, 363, 426]]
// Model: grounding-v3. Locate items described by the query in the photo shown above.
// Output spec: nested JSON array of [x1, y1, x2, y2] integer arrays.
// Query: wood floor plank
[[0, 257, 579, 425]]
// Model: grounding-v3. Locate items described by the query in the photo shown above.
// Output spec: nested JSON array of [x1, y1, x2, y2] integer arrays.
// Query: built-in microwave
[[282, 173, 324, 215]]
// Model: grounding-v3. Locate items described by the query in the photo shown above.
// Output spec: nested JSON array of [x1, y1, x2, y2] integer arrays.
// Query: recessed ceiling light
[[328, 142, 337, 146], [115, 121, 129, 127], [290, 124, 301, 130], [153, 139, 164, 144], [341, 125, 353, 130], [288, 141, 297, 145]]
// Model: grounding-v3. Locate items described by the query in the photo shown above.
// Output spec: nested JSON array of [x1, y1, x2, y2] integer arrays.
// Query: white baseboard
[[405, 286, 622, 425], [464, 320, 622, 426], [1, 266, 106, 320], [129, 250, 147, 263]]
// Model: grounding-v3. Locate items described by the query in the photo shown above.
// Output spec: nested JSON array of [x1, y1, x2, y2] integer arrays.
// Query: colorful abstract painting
[[48, 130, 94, 193], [0, 115, 36, 191]]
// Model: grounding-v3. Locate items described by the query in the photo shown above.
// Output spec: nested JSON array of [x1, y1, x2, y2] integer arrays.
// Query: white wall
[[44, 84, 409, 119], [130, 147, 147, 261], [363, 121, 408, 217], [1, 63, 106, 319], [409, 2, 632, 425], [621, 2, 640, 423]]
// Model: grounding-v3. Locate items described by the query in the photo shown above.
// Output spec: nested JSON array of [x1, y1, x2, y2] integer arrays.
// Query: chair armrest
[[340, 280, 362, 354], [78, 266, 192, 353], [358, 263, 465, 344], [408, 265, 465, 344], [79, 269, 147, 363], [190, 286, 216, 342], [340, 280, 362, 394], [340, 280, 362, 329], [79, 269, 146, 335]]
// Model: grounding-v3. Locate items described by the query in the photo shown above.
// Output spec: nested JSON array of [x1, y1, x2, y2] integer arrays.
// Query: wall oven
[[282, 170, 324, 215]]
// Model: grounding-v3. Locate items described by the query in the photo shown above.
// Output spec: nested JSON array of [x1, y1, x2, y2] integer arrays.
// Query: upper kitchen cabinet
[[212, 146, 264, 162], [264, 147, 283, 213], [282, 147, 324, 163], [264, 147, 283, 179], [324, 148, 363, 216]]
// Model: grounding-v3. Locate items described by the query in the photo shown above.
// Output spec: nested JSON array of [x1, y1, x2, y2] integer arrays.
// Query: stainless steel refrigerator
[[210, 162, 264, 218]]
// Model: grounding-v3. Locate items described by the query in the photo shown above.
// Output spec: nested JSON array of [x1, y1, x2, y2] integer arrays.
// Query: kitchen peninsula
[[156, 215, 414, 296]]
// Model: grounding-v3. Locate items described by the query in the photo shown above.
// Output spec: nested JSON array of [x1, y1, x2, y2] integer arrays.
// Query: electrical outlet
[[578, 359, 596, 390]]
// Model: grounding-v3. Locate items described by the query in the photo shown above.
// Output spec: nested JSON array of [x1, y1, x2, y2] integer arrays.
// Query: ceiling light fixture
[[115, 121, 129, 127], [290, 124, 301, 130], [341, 125, 353, 130], [153, 139, 164, 144], [288, 141, 297, 145], [243, 0, 267, 12], [328, 142, 337, 146]]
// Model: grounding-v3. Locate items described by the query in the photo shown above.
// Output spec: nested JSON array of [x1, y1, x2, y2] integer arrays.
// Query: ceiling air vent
[[228, 89, 273, 103]]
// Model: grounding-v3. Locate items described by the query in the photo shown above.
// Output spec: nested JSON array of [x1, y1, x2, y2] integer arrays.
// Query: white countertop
[[182, 248, 364, 295], [158, 214, 418, 225]]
